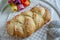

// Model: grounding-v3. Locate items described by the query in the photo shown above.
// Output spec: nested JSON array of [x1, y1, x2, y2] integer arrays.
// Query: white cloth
[[43, 0, 60, 40], [0, 0, 60, 40]]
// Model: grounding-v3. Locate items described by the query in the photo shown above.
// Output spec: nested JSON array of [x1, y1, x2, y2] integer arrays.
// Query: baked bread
[[7, 6, 51, 38]]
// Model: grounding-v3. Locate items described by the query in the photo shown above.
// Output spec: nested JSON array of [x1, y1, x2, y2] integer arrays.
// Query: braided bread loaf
[[7, 6, 51, 38]]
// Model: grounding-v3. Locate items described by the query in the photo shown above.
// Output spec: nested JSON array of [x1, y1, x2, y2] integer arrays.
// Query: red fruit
[[23, 0, 30, 7], [21, 0, 26, 3], [21, 0, 30, 7]]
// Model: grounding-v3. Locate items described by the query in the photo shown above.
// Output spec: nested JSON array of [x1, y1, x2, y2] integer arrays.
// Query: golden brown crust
[[14, 26, 25, 38], [31, 7, 45, 16], [33, 13, 44, 30], [21, 11, 33, 17], [43, 9, 51, 24], [7, 6, 51, 38], [24, 17, 36, 37], [7, 20, 15, 36]]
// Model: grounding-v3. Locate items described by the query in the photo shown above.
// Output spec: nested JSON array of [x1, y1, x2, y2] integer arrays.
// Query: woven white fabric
[[0, 0, 60, 40]]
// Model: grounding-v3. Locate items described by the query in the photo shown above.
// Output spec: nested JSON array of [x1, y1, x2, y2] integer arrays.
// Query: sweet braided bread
[[7, 5, 51, 38]]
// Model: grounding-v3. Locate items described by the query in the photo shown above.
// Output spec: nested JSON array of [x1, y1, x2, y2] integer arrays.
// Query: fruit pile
[[8, 0, 30, 11]]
